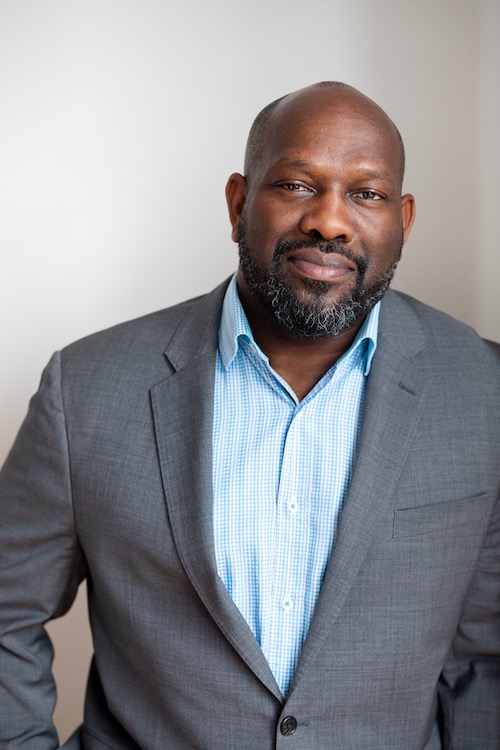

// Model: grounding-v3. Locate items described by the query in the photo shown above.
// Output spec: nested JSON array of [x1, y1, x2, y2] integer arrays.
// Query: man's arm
[[0, 352, 86, 748], [438, 492, 500, 749]]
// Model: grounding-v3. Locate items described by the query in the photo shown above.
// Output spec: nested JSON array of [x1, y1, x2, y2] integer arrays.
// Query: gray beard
[[238, 236, 398, 338]]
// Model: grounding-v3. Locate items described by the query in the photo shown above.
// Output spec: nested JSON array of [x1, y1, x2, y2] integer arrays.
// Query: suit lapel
[[291, 291, 427, 690], [150, 281, 281, 700], [150, 285, 428, 699]]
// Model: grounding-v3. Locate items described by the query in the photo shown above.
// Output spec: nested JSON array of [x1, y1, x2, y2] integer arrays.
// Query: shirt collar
[[219, 272, 380, 376]]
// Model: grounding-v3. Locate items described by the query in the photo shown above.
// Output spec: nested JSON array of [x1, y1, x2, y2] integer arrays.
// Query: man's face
[[227, 91, 415, 338]]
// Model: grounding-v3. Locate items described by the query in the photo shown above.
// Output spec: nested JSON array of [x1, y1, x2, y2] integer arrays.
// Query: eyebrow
[[274, 158, 394, 181], [276, 159, 312, 169], [357, 168, 394, 181]]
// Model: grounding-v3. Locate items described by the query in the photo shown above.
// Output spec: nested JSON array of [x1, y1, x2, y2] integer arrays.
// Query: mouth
[[286, 249, 358, 282]]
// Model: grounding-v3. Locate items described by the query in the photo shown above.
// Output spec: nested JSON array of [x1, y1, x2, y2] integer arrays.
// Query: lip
[[287, 249, 357, 282]]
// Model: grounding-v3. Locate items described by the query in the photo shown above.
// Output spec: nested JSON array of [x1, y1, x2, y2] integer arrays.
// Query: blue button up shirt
[[213, 274, 379, 696]]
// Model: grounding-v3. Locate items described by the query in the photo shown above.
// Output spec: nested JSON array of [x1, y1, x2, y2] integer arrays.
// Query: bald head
[[244, 82, 405, 188], [226, 80, 416, 342]]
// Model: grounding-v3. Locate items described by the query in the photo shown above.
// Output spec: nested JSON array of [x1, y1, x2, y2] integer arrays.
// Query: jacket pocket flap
[[393, 492, 492, 538]]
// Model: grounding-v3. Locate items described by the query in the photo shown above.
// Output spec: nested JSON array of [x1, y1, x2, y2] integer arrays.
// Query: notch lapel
[[150, 281, 281, 700], [291, 291, 427, 690]]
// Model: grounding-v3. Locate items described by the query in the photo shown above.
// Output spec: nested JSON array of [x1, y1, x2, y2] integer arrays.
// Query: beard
[[238, 225, 400, 339]]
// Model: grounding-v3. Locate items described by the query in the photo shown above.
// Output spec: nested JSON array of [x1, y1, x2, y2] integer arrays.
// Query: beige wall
[[476, 0, 500, 340], [0, 0, 498, 740]]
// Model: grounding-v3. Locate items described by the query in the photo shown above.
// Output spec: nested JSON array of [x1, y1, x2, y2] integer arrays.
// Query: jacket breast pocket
[[392, 492, 493, 539]]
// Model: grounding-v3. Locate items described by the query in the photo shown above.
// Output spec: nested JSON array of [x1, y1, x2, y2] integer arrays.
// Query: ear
[[225, 173, 247, 242], [401, 193, 416, 245]]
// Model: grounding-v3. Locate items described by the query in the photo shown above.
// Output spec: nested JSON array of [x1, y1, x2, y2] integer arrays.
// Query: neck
[[239, 289, 367, 401]]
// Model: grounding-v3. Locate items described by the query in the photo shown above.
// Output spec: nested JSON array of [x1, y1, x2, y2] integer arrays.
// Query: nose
[[298, 190, 354, 243]]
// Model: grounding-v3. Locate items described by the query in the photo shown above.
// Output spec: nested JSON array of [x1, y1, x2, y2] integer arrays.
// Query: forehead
[[259, 90, 402, 183]]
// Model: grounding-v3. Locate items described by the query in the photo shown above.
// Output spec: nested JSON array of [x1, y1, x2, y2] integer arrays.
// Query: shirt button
[[280, 716, 298, 736], [281, 596, 293, 612], [288, 498, 299, 514]]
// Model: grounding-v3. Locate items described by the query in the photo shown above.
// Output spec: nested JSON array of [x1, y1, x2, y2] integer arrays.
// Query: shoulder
[[381, 289, 500, 369], [63, 280, 229, 356], [58, 279, 230, 385]]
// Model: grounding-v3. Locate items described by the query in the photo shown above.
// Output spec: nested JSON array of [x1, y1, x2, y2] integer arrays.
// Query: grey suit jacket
[[0, 281, 499, 750]]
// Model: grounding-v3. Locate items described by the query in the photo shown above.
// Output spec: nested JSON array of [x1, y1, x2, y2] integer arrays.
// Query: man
[[0, 82, 498, 749]]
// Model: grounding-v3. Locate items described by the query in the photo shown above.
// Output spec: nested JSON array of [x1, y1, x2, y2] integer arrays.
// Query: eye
[[353, 190, 384, 201], [278, 182, 313, 193]]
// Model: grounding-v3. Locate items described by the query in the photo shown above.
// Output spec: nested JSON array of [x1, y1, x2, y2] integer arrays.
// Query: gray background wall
[[1, 0, 498, 739]]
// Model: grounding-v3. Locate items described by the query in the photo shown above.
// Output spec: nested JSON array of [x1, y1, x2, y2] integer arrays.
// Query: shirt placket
[[262, 405, 307, 696]]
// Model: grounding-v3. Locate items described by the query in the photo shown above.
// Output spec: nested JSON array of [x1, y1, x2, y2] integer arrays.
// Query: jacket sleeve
[[0, 352, 86, 748], [438, 492, 500, 749]]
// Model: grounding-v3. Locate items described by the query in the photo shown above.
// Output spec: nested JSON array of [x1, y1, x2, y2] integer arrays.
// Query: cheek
[[360, 233, 403, 280], [246, 195, 297, 237], [368, 214, 404, 256]]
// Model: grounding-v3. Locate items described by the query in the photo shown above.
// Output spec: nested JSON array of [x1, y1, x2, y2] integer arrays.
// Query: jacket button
[[280, 716, 298, 736]]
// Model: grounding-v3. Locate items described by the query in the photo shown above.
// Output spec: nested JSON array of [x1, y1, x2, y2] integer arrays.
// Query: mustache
[[273, 238, 367, 276]]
